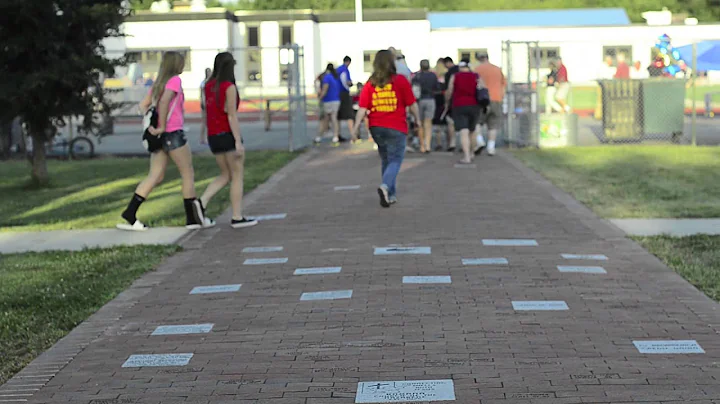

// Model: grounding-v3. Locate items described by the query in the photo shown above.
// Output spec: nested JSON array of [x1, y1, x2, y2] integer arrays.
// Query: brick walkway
[[4, 146, 720, 404]]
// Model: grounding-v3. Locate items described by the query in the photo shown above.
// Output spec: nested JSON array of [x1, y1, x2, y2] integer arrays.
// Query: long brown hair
[[368, 50, 396, 87], [210, 52, 236, 101], [151, 51, 185, 102]]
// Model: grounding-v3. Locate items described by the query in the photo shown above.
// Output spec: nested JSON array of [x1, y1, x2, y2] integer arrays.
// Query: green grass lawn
[[635, 235, 720, 302], [0, 245, 179, 385], [567, 84, 720, 111], [512, 145, 720, 218], [1, 151, 300, 232]]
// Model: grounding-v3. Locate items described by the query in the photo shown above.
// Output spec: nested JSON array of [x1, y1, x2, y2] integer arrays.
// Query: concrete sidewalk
[[2, 146, 719, 404], [0, 227, 191, 254]]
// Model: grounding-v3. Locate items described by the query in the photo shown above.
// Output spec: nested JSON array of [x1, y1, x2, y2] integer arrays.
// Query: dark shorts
[[160, 130, 187, 153], [479, 101, 503, 130], [146, 130, 187, 154], [208, 132, 240, 154], [338, 91, 355, 120], [452, 105, 479, 131]]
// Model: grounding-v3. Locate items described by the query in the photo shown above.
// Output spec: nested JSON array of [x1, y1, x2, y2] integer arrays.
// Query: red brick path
[[3, 146, 720, 404]]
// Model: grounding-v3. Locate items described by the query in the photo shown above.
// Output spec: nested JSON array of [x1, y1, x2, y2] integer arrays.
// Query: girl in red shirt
[[198, 52, 257, 229], [352, 50, 420, 208]]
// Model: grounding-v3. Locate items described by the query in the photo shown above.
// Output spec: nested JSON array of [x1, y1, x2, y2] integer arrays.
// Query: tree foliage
[[0, 0, 129, 185]]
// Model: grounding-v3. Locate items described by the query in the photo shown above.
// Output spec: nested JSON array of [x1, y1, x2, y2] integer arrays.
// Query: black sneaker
[[231, 217, 258, 229]]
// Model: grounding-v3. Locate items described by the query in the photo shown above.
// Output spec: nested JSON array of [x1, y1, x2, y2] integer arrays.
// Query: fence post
[[691, 42, 697, 146]]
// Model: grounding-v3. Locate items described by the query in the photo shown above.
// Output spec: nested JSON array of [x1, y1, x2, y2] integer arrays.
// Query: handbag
[[475, 74, 490, 108], [142, 94, 178, 153]]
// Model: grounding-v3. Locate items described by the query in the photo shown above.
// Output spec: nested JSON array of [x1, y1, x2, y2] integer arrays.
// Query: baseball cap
[[458, 61, 469, 67]]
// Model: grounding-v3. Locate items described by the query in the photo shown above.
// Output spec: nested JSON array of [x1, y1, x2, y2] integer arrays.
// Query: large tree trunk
[[0, 121, 10, 160], [29, 131, 49, 186]]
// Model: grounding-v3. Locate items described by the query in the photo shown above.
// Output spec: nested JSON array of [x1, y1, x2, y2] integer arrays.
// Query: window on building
[[246, 26, 261, 85], [248, 26, 259, 47], [363, 49, 402, 72], [458, 48, 488, 64], [280, 26, 293, 46], [279, 26, 293, 82], [529, 47, 560, 69], [126, 49, 192, 73], [603, 46, 633, 65]]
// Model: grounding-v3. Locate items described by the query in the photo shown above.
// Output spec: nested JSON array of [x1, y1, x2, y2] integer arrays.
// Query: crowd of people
[[315, 50, 506, 158], [335, 48, 506, 208], [117, 51, 257, 232]]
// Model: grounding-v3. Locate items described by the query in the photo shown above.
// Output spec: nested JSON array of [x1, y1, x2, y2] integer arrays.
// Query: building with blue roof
[[113, 4, 720, 99]]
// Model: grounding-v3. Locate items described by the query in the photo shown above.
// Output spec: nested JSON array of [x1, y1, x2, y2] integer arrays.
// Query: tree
[[0, 0, 130, 185]]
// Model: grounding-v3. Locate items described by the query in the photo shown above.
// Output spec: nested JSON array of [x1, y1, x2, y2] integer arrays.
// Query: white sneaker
[[314, 136, 322, 144], [487, 146, 496, 156], [202, 216, 216, 228], [474, 137, 486, 155], [332, 136, 340, 143], [116, 220, 148, 232]]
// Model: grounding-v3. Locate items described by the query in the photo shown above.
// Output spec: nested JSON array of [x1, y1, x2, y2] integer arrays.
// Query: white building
[[109, 5, 720, 101]]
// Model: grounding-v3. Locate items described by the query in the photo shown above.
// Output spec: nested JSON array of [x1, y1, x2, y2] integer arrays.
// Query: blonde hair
[[151, 51, 185, 102]]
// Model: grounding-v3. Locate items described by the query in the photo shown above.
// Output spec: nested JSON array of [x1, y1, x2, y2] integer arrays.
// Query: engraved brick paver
[[5, 147, 720, 404]]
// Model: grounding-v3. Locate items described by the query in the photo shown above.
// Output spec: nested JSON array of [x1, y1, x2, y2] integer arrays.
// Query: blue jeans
[[370, 126, 406, 197]]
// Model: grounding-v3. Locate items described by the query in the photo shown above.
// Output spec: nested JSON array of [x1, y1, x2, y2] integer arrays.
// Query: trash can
[[539, 113, 578, 147], [642, 78, 686, 140], [598, 79, 643, 142]]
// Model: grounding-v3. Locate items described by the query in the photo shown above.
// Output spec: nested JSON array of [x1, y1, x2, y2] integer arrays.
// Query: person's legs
[[556, 83, 570, 112], [200, 154, 231, 209], [330, 112, 339, 143], [225, 151, 254, 225], [383, 129, 406, 197], [486, 102, 502, 155], [347, 120, 355, 141], [459, 128, 471, 162], [316, 114, 328, 141], [167, 138, 206, 228], [423, 118, 433, 152], [545, 87, 556, 114], [547, 87, 562, 113], [446, 115, 456, 150], [120, 151, 168, 228], [135, 151, 168, 198]]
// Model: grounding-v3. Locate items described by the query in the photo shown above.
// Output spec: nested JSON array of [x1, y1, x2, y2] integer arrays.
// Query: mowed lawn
[[635, 235, 720, 303], [568, 84, 720, 111], [0, 246, 179, 385], [1, 151, 300, 232], [512, 145, 720, 218]]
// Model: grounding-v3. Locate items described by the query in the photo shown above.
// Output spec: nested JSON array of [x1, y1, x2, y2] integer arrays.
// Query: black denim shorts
[[208, 132, 239, 154], [159, 130, 188, 153]]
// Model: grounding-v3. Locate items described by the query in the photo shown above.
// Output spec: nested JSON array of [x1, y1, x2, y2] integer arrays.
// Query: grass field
[[635, 235, 720, 302], [0, 245, 179, 385], [1, 151, 300, 232], [512, 145, 720, 218]]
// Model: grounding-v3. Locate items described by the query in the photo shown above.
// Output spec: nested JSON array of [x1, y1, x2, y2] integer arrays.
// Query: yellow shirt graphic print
[[371, 84, 398, 113]]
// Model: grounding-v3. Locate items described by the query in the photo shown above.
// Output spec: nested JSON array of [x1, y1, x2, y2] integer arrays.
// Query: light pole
[[355, 0, 363, 23]]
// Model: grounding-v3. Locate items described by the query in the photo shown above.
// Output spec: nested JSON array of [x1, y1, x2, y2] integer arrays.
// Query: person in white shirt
[[630, 61, 650, 79], [388, 47, 412, 81]]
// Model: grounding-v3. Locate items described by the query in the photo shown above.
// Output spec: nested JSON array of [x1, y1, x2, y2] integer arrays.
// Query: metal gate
[[502, 41, 541, 147], [282, 44, 308, 151]]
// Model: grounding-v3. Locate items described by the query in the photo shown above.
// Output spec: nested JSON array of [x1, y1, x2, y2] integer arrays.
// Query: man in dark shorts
[[336, 56, 356, 142]]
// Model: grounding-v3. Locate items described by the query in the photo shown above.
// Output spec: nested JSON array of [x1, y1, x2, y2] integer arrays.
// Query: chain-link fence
[[500, 37, 720, 148]]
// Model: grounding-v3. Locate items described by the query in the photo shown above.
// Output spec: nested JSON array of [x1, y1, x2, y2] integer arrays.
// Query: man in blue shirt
[[336, 56, 356, 142], [315, 64, 342, 144]]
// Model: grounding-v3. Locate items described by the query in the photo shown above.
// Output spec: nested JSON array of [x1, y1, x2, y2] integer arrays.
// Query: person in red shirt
[[614, 53, 630, 79], [444, 60, 482, 164], [554, 57, 571, 113], [198, 52, 257, 229], [352, 49, 420, 208]]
